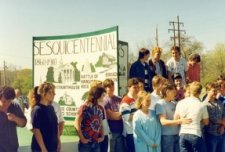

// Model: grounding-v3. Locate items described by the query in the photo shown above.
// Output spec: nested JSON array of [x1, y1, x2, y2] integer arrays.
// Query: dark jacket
[[129, 60, 155, 92], [149, 59, 168, 78]]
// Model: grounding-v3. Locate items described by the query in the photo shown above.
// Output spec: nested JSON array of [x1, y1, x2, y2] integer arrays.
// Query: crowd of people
[[0, 82, 65, 152], [74, 46, 225, 152], [0, 46, 224, 152]]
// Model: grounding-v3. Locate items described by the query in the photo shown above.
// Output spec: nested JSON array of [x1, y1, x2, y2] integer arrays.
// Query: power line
[[168, 16, 186, 49], [155, 24, 159, 47]]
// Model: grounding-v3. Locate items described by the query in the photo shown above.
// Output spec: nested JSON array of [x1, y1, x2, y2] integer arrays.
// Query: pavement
[[18, 142, 78, 152]]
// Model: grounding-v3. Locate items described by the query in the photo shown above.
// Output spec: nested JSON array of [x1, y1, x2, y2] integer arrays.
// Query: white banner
[[33, 27, 118, 121]]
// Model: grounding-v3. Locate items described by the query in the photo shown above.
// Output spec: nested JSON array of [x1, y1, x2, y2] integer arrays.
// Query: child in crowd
[[217, 75, 225, 85], [217, 75, 225, 103], [203, 82, 225, 152], [149, 46, 168, 78], [155, 82, 192, 152], [174, 81, 209, 152], [74, 86, 106, 152], [103, 79, 125, 152], [187, 53, 201, 83], [218, 82, 225, 105], [90, 80, 110, 152], [150, 75, 167, 110], [119, 78, 139, 152], [173, 73, 185, 102], [133, 91, 161, 152], [217, 82, 225, 152], [30, 82, 60, 152], [184, 83, 191, 98], [129, 48, 155, 92], [137, 78, 145, 92]]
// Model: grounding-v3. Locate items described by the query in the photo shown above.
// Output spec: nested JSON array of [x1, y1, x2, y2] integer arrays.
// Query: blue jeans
[[110, 133, 125, 152], [100, 135, 108, 152], [219, 133, 225, 152], [78, 141, 100, 152], [205, 133, 223, 152], [125, 134, 135, 152], [161, 135, 179, 152], [179, 134, 206, 152]]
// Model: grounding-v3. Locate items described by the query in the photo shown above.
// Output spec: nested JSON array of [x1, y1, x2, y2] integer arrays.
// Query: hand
[[80, 137, 89, 144], [217, 125, 225, 135], [151, 144, 157, 148], [181, 118, 192, 124], [7, 113, 17, 122], [57, 139, 61, 152], [98, 136, 105, 143], [41, 148, 48, 152]]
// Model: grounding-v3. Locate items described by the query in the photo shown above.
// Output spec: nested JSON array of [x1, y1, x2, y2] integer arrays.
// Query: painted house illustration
[[54, 62, 75, 84], [58, 92, 75, 106], [96, 52, 116, 67]]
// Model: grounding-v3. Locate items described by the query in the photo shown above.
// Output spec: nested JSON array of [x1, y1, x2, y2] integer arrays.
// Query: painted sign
[[33, 27, 118, 130], [118, 41, 128, 97]]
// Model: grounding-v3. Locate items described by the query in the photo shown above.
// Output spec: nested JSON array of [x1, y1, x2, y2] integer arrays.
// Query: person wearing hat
[[173, 73, 185, 102], [129, 48, 155, 92], [0, 86, 27, 152]]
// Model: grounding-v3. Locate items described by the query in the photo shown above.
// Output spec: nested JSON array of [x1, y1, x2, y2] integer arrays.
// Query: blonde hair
[[190, 81, 202, 96], [38, 82, 55, 96], [152, 75, 166, 89], [160, 82, 176, 98], [135, 91, 151, 109], [90, 80, 102, 88], [29, 82, 55, 109], [152, 47, 162, 55], [184, 83, 191, 97], [28, 86, 40, 109]]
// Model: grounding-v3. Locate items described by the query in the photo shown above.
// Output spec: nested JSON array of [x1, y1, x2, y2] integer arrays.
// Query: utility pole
[[155, 25, 159, 47], [168, 16, 186, 49], [168, 21, 176, 47]]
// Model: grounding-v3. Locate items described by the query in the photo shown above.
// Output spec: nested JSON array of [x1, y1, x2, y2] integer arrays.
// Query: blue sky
[[1, 0, 225, 68]]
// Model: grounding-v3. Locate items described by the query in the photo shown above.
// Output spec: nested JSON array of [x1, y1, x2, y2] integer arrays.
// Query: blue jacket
[[129, 60, 155, 92]]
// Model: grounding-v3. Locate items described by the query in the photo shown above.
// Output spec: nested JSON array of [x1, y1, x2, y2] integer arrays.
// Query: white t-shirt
[[98, 102, 110, 135], [174, 96, 208, 137], [167, 57, 187, 85], [150, 91, 161, 111], [52, 102, 65, 123], [155, 61, 163, 76], [119, 93, 136, 136]]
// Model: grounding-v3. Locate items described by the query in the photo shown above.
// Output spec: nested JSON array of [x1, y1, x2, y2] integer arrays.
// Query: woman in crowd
[[133, 91, 161, 152], [89, 80, 110, 152], [155, 82, 192, 152], [74, 86, 106, 152], [30, 82, 60, 152]]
